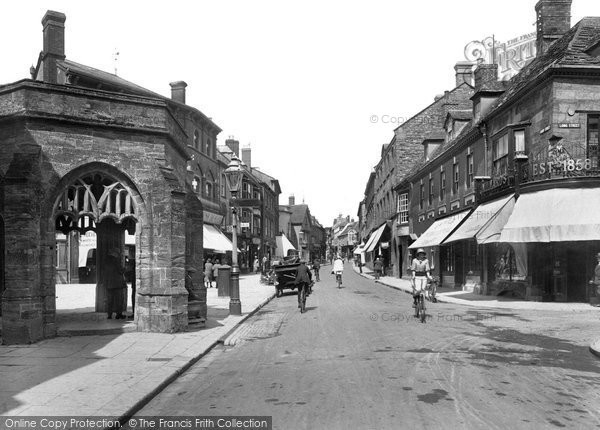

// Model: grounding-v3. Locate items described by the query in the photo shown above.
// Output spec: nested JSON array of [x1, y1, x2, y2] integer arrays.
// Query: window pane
[[514, 130, 525, 153]]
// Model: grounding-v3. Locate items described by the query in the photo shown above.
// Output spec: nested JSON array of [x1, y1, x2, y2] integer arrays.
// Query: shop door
[[566, 243, 587, 302], [454, 243, 465, 287]]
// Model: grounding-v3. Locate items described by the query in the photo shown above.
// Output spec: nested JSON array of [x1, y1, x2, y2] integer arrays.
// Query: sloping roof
[[423, 130, 446, 141], [486, 17, 600, 117], [59, 59, 162, 98], [447, 110, 473, 121], [290, 204, 309, 224], [58, 59, 222, 132]]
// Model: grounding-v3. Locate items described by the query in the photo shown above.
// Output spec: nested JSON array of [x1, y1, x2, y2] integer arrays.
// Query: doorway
[[53, 172, 138, 331]]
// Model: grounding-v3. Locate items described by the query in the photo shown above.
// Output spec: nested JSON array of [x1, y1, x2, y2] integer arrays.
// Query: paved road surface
[[130, 263, 600, 430]]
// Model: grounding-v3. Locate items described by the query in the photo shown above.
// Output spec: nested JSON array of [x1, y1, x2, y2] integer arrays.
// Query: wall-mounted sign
[[557, 123, 581, 129], [464, 32, 536, 81], [240, 222, 250, 228], [380, 242, 390, 249], [531, 159, 593, 176], [203, 211, 224, 225]]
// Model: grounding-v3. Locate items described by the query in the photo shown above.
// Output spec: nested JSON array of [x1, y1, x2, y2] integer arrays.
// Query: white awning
[[499, 188, 600, 242], [203, 225, 235, 253], [443, 195, 514, 244], [276, 234, 296, 258], [353, 244, 365, 255], [409, 210, 470, 249], [476, 196, 517, 244], [364, 223, 387, 253]]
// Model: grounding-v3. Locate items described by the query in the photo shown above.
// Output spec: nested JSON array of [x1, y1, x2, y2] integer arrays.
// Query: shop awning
[[276, 234, 296, 257], [364, 223, 387, 253], [443, 195, 514, 244], [353, 244, 365, 255], [476, 195, 516, 244], [203, 225, 235, 253], [499, 188, 600, 243], [408, 210, 470, 249]]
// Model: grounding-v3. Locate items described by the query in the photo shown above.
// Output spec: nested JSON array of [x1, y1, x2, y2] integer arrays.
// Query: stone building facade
[[0, 11, 217, 343]]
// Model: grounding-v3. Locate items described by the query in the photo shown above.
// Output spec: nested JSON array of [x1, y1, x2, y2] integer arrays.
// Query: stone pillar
[[136, 190, 188, 333], [1, 150, 43, 344]]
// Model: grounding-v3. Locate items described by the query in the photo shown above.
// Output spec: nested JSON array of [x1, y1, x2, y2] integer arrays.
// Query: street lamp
[[224, 155, 243, 315]]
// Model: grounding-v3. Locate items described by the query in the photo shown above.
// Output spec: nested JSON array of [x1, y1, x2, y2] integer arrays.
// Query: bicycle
[[298, 281, 313, 313], [427, 276, 438, 303], [335, 271, 342, 288], [415, 290, 426, 323]]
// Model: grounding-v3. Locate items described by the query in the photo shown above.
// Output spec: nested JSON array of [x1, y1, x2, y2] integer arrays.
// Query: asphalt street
[[130, 263, 600, 430]]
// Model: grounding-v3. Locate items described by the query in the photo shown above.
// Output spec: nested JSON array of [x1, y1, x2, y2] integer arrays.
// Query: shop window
[[440, 170, 446, 201], [490, 243, 527, 282], [466, 153, 474, 188], [492, 134, 509, 176], [444, 245, 455, 273], [398, 193, 409, 224], [588, 115, 599, 168]]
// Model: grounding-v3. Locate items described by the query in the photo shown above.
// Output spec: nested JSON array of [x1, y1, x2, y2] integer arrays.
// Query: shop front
[[490, 187, 600, 302], [409, 210, 471, 288]]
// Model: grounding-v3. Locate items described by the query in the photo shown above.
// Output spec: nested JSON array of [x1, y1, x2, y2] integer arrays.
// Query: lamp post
[[224, 155, 243, 315]]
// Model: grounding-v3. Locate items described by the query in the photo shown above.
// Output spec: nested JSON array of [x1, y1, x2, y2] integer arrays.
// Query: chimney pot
[[169, 81, 187, 104], [41, 10, 66, 84], [289, 195, 296, 206], [225, 138, 240, 156], [454, 61, 475, 87], [241, 145, 252, 168], [535, 0, 572, 55]]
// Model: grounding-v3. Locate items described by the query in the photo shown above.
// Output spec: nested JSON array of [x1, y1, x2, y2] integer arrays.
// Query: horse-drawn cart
[[272, 257, 301, 297]]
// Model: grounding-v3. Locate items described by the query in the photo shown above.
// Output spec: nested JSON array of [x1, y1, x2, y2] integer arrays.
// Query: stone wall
[[0, 80, 205, 343]]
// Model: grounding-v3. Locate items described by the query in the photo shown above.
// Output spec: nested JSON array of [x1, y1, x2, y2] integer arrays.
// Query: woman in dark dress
[[106, 248, 126, 319]]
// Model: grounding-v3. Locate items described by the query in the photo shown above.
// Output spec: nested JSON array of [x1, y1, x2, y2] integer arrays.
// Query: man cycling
[[295, 260, 313, 308], [332, 255, 344, 286], [411, 248, 432, 307]]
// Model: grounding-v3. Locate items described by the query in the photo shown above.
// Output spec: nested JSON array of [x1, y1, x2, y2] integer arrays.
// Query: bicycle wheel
[[419, 295, 426, 323], [300, 286, 306, 313]]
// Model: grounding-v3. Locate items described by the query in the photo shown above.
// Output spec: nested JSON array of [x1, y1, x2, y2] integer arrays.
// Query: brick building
[[0, 11, 218, 343], [397, 0, 600, 302]]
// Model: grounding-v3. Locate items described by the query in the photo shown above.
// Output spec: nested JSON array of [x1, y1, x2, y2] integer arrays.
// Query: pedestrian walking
[[313, 257, 321, 282], [589, 252, 600, 305], [105, 248, 126, 319], [213, 259, 221, 284], [253, 257, 260, 273], [373, 256, 383, 280], [204, 258, 214, 288]]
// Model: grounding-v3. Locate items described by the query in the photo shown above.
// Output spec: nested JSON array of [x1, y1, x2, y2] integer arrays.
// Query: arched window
[[193, 130, 200, 150], [205, 138, 211, 155], [192, 176, 201, 194]]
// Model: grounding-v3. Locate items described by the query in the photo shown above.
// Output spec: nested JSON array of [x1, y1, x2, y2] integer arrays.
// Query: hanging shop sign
[[380, 242, 390, 249]]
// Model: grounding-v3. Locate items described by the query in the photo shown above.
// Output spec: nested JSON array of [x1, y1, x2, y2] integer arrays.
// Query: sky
[[1, 0, 598, 227]]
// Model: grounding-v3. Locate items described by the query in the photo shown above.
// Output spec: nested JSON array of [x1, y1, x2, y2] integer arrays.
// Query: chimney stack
[[535, 0, 572, 55], [473, 63, 498, 91], [169, 81, 187, 104], [454, 61, 475, 87], [225, 138, 240, 156], [41, 10, 66, 84], [289, 195, 295, 206], [241, 145, 252, 168]]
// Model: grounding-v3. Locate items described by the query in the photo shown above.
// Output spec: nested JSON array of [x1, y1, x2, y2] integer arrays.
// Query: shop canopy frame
[[443, 194, 515, 245], [203, 225, 237, 253], [364, 223, 388, 253], [408, 209, 471, 250], [499, 187, 600, 243]]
